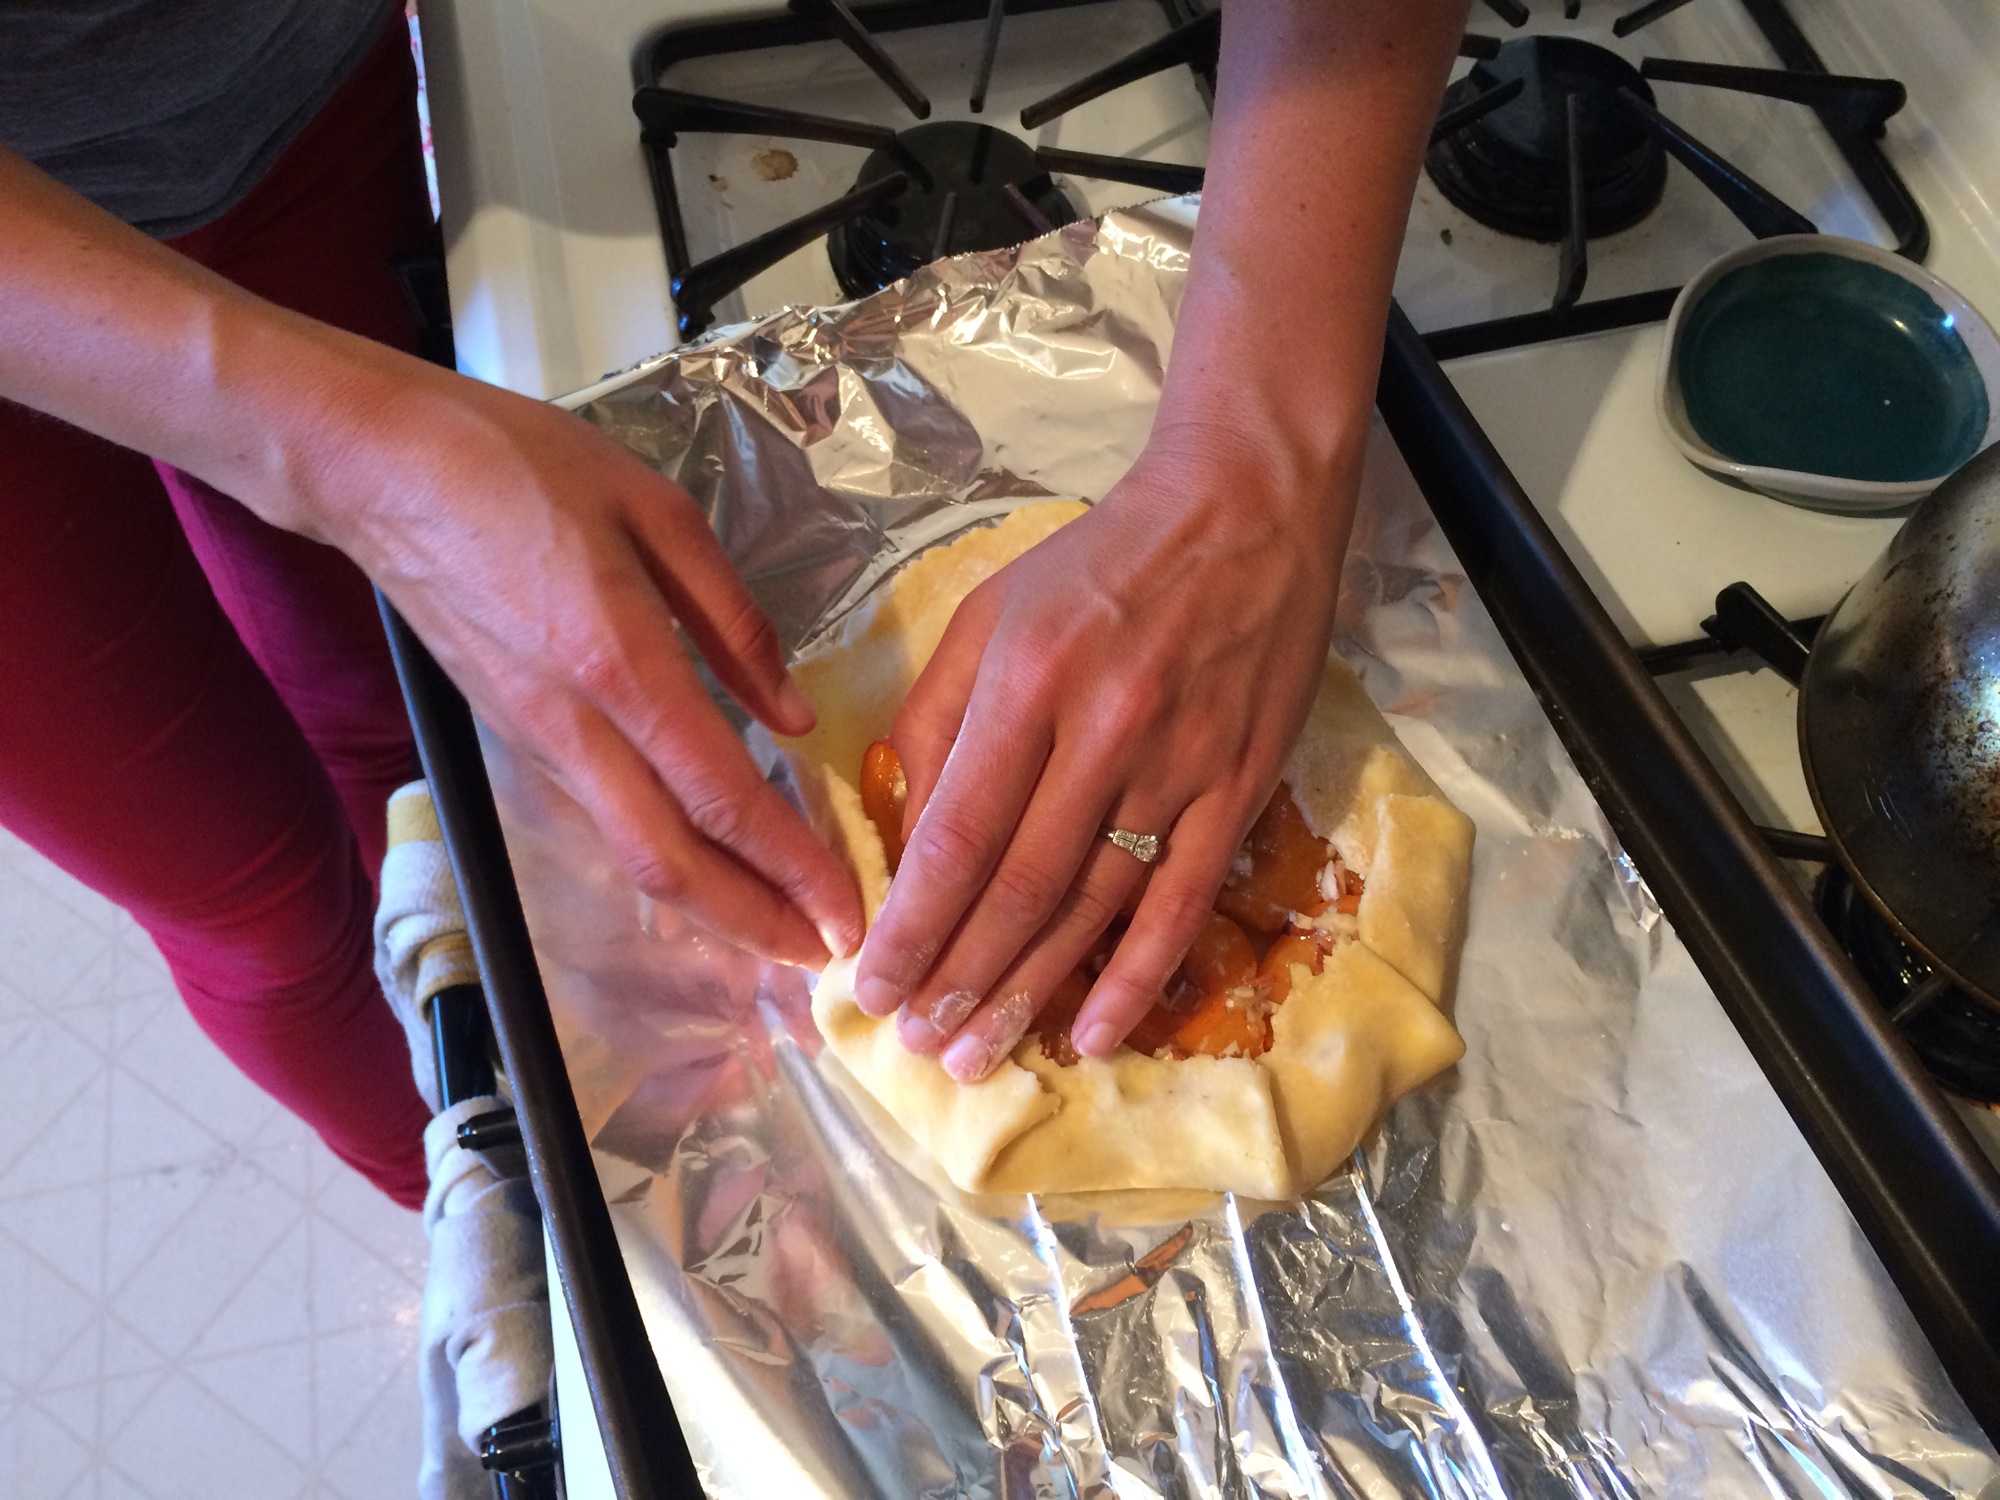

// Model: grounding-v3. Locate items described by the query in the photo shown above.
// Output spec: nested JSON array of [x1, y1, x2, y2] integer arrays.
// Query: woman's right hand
[[0, 142, 860, 965], [301, 358, 866, 967]]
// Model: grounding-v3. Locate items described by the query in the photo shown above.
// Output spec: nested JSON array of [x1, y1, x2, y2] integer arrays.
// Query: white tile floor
[[0, 828, 426, 1498]]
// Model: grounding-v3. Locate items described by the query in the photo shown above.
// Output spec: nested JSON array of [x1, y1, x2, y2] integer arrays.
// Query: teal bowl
[[1658, 236, 2000, 512]]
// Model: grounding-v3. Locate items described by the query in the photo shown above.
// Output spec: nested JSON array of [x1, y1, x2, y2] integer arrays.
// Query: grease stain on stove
[[752, 147, 799, 182]]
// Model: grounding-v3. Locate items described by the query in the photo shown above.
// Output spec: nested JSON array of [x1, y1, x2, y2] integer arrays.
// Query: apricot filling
[[857, 742, 1364, 1062], [860, 738, 909, 872], [1215, 786, 1335, 933]]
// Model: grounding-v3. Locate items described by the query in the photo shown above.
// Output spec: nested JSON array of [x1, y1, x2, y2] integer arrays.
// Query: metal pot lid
[[1803, 441, 2000, 1002]]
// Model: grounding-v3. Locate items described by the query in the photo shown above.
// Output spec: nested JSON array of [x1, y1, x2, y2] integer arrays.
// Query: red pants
[[0, 21, 436, 1207]]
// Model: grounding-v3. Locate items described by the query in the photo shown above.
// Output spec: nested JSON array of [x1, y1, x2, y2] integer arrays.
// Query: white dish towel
[[375, 781, 554, 1500]]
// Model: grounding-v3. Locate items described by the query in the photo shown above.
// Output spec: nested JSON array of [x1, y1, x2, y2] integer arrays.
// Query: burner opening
[[1425, 36, 1667, 242], [1816, 865, 2000, 1104], [829, 121, 1081, 298]]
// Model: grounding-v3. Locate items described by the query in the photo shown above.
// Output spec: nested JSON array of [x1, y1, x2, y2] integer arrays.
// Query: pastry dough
[[783, 503, 1473, 1198]]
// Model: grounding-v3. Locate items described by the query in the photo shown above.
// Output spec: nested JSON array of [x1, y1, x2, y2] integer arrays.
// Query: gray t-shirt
[[0, 0, 400, 238]]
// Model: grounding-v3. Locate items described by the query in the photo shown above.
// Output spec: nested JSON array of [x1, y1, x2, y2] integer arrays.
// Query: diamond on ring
[[1103, 827, 1163, 864]]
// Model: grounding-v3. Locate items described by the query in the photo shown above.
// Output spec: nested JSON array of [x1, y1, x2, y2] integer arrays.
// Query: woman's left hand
[[849, 427, 1351, 1080]]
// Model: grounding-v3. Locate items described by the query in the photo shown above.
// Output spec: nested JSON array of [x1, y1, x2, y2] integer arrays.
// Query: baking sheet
[[485, 197, 1999, 1497]]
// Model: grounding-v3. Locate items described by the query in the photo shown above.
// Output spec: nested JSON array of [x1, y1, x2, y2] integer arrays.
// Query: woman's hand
[[313, 364, 867, 968], [841, 0, 1466, 1076], [0, 144, 865, 968], [850, 428, 1350, 1079]]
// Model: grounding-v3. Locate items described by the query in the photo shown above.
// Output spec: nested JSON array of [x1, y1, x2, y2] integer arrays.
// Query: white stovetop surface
[[1432, 0, 2000, 652], [416, 1, 2000, 1489]]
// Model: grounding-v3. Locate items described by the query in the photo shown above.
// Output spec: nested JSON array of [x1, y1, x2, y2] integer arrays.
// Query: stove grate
[[1016, 7, 1215, 130], [825, 120, 1083, 297], [1816, 866, 2000, 1105], [632, 0, 1927, 352], [637, 0, 1211, 337], [1644, 581, 2000, 1105]]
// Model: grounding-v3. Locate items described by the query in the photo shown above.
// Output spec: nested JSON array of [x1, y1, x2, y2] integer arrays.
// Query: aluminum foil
[[487, 197, 2000, 1498]]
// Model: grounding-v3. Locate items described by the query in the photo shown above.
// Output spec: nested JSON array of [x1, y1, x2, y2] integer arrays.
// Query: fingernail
[[901, 992, 976, 1054], [818, 920, 855, 962], [855, 977, 900, 1016], [941, 1030, 996, 1082], [930, 989, 981, 1034], [898, 1008, 943, 1051], [1073, 1020, 1117, 1057], [778, 678, 816, 730]]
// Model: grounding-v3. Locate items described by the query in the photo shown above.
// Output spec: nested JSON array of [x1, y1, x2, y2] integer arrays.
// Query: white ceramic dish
[[1657, 234, 2000, 513]]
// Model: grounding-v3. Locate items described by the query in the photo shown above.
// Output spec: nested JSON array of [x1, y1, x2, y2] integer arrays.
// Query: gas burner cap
[[1425, 36, 1667, 243], [828, 121, 1081, 299], [1815, 866, 2000, 1104]]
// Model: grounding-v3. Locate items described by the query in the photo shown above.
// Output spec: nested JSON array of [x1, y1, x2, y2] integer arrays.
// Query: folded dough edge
[[782, 502, 1473, 1199]]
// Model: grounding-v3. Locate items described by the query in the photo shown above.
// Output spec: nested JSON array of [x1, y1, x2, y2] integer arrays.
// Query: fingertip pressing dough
[[783, 503, 1473, 1199]]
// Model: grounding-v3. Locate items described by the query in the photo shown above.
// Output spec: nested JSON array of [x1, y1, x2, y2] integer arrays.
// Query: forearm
[[0, 144, 422, 542], [1153, 0, 1467, 512]]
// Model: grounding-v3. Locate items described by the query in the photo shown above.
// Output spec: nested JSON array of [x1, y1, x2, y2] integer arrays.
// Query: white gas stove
[[411, 0, 2000, 1488], [418, 0, 2000, 927]]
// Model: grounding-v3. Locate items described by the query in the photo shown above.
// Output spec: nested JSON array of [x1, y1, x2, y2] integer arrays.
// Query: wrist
[[1151, 319, 1375, 532], [1138, 399, 1367, 533], [162, 296, 358, 533], [206, 301, 438, 555]]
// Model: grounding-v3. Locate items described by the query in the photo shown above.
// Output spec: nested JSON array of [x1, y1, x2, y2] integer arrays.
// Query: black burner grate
[[1643, 582, 2000, 1106], [827, 121, 1082, 297], [1428, 37, 1667, 243], [1817, 866, 2000, 1104]]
